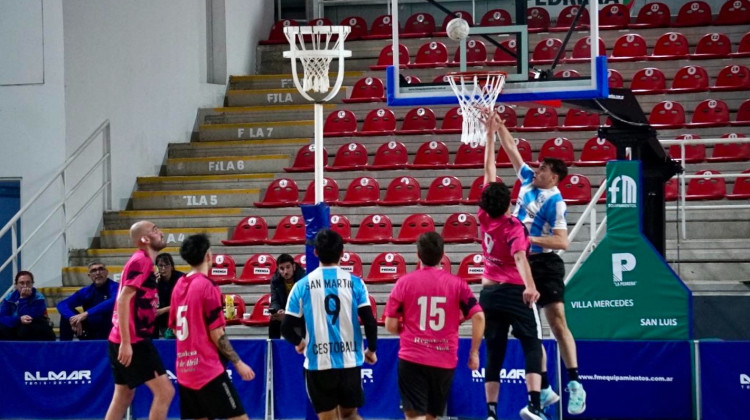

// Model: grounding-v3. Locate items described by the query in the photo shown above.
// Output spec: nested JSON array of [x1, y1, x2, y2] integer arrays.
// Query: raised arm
[[495, 119, 525, 175], [484, 118, 497, 185]]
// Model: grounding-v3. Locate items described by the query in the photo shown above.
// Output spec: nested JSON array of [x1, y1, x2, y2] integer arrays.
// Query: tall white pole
[[314, 102, 324, 204]]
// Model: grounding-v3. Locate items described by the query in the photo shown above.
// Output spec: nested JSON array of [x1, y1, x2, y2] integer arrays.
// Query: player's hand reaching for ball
[[523, 286, 540, 308], [234, 360, 255, 381]]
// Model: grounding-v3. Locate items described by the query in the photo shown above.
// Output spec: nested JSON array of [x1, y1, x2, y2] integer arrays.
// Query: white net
[[283, 26, 352, 101], [447, 72, 506, 147]]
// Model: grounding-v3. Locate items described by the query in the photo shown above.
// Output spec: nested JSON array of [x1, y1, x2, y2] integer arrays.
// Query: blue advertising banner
[[132, 339, 267, 420], [448, 339, 559, 420], [564, 340, 693, 419], [699, 341, 750, 420]]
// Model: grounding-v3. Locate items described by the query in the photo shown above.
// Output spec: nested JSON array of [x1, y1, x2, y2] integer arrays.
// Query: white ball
[[446, 18, 470, 41]]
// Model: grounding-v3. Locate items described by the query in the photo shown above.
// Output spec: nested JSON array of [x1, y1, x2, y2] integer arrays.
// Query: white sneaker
[[519, 405, 548, 420], [540, 386, 560, 408], [566, 380, 587, 415]]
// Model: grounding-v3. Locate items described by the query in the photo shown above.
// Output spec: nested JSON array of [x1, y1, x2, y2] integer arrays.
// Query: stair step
[[100, 227, 229, 249], [138, 174, 274, 191], [169, 138, 310, 159], [166, 154, 287, 176], [198, 121, 314, 141], [226, 88, 346, 107], [228, 72, 364, 90], [131, 189, 260, 210]]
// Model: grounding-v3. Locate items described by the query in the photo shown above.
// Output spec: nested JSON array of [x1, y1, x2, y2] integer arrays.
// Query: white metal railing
[[0, 120, 111, 297]]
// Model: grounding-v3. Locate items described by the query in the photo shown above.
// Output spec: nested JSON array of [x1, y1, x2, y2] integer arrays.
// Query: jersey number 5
[[175, 305, 189, 340], [417, 296, 446, 331]]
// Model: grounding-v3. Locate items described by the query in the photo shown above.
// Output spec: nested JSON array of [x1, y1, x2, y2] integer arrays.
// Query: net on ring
[[447, 71, 506, 146]]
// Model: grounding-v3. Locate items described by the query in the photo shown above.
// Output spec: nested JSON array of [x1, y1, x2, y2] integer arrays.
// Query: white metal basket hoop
[[283, 25, 352, 102], [447, 71, 507, 147]]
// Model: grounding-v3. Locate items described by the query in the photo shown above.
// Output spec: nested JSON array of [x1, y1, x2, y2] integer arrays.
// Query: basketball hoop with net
[[447, 71, 507, 147]]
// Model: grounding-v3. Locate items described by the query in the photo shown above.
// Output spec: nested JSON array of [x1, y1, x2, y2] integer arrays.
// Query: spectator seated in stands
[[0, 271, 55, 341], [57, 261, 119, 341], [154, 253, 185, 339], [268, 253, 305, 339]]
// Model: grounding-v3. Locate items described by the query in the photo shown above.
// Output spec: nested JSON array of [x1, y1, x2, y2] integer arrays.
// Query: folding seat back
[[367, 295, 379, 320], [687, 170, 726, 200], [632, 2, 671, 28], [518, 107, 559, 132], [728, 169, 750, 199], [495, 104, 518, 128], [561, 108, 600, 130], [365, 15, 395, 40], [715, 0, 750, 25], [222, 216, 268, 246], [437, 11, 474, 34], [381, 176, 421, 206], [301, 177, 340, 205], [669, 134, 706, 163], [410, 41, 449, 68], [339, 177, 380, 206], [236, 254, 277, 285], [409, 140, 450, 168], [442, 212, 479, 243], [243, 294, 272, 326], [324, 109, 357, 137], [254, 178, 299, 207], [392, 213, 435, 244], [733, 100, 750, 126], [371, 140, 409, 169], [490, 39, 518, 64], [511, 179, 522, 202], [575, 137, 616, 166], [403, 12, 435, 37], [452, 142, 484, 168], [648, 101, 686, 129], [712, 65, 750, 91], [210, 254, 236, 285], [554, 70, 581, 79], [497, 138, 532, 167], [350, 214, 393, 244], [568, 36, 606, 63], [552, 5, 590, 31], [358, 108, 397, 135], [708, 133, 750, 162], [366, 252, 407, 283], [671, 65, 709, 93], [294, 253, 307, 269], [665, 177, 678, 201], [690, 99, 730, 128], [526, 7, 550, 32], [674, 1, 712, 27], [222, 294, 246, 325], [403, 75, 421, 84], [437, 107, 463, 134], [692, 33, 732, 59], [422, 176, 463, 205], [610, 34, 648, 61], [481, 9, 512, 26], [285, 144, 328, 172], [343, 77, 385, 103], [267, 215, 306, 244], [531, 38, 564, 64], [732, 31, 750, 57], [260, 19, 297, 45], [339, 251, 364, 277], [452, 39, 487, 65], [457, 253, 484, 283], [462, 175, 501, 205], [370, 44, 410, 70], [538, 137, 575, 166], [329, 214, 352, 241], [599, 3, 629, 29], [397, 107, 436, 134], [329, 142, 368, 171], [341, 16, 368, 40], [650, 32, 689, 60], [630, 67, 667, 94], [559, 174, 592, 204], [415, 255, 452, 273], [608, 69, 624, 89]]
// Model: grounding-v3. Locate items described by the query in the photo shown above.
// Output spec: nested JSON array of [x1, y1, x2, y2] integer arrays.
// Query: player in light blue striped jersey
[[282, 229, 378, 420]]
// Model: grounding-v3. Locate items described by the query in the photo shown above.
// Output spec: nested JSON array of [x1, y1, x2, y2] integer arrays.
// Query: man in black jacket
[[268, 253, 305, 339]]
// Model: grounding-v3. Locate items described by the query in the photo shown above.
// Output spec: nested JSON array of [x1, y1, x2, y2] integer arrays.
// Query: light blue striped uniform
[[286, 266, 370, 370], [512, 163, 568, 253]]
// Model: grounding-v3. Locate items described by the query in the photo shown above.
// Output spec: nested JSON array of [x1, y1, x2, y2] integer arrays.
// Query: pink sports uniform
[[385, 267, 482, 369], [478, 207, 530, 286], [169, 272, 227, 390], [109, 249, 159, 344]]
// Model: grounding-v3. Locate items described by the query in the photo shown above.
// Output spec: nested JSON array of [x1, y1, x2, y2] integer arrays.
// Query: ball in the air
[[446, 17, 470, 41]]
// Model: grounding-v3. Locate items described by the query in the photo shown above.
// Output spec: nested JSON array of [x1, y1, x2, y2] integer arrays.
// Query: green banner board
[[566, 161, 691, 339]]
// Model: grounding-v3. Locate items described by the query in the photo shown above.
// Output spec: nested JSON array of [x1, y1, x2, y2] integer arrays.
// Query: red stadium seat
[[452, 142, 484, 169], [496, 138, 532, 167], [235, 254, 276, 285], [396, 107, 437, 134], [350, 214, 393, 244], [450, 39, 488, 67], [415, 255, 452, 273], [731, 31, 750, 58], [575, 137, 616, 166], [665, 178, 678, 201], [526, 7, 551, 33], [435, 11, 474, 37], [403, 75, 421, 84], [689, 99, 730, 128], [323, 110, 357, 137], [714, 0, 750, 25], [241, 294, 271, 326], [436, 107, 463, 134], [560, 108, 600, 130], [300, 177, 340, 205], [669, 134, 706, 163], [222, 294, 246, 326], [370, 44, 410, 71], [732, 100, 750, 126], [329, 214, 352, 241], [461, 176, 502, 205], [630, 67, 667, 94], [339, 176, 380, 207], [531, 38, 565, 65], [442, 212, 479, 243], [649, 32, 689, 60], [488, 39, 518, 65], [339, 251, 363, 277], [306, 19, 333, 42], [608, 69, 624, 89], [537, 137, 575, 166], [328, 142, 368, 171], [402, 12, 435, 38], [381, 176, 422, 206], [554, 70, 581, 79], [222, 216, 268, 246], [259, 19, 297, 45], [422, 176, 463, 205], [559, 174, 592, 204], [284, 144, 328, 173], [686, 170, 726, 200], [517, 107, 559, 132], [408, 41, 449, 69], [254, 178, 299, 207], [408, 140, 450, 169], [673, 1, 712, 27], [550, 5, 590, 32], [671, 66, 710, 93], [343, 77, 385, 103], [511, 179, 522, 203], [692, 33, 733, 60], [294, 253, 306, 269], [371, 140, 409, 170], [340, 16, 368, 40], [707, 133, 750, 162], [649, 101, 686, 129], [392, 213, 435, 244], [366, 252, 407, 284], [357, 108, 396, 136], [366, 296, 379, 321], [599, 4, 629, 29], [457, 253, 484, 283], [210, 254, 236, 285], [266, 215, 305, 245], [363, 15, 395, 40], [481, 8, 513, 26], [495, 104, 518, 128], [711, 65, 750, 92], [566, 36, 606, 64], [727, 169, 750, 199], [631, 2, 671, 28], [610, 34, 648, 62]]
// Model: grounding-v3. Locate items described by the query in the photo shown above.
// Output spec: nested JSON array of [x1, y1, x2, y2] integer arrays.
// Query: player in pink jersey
[[169, 234, 255, 420], [479, 113, 546, 420], [105, 221, 175, 420], [385, 232, 485, 420]]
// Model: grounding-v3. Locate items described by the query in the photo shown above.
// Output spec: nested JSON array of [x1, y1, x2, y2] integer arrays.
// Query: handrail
[[0, 120, 111, 297]]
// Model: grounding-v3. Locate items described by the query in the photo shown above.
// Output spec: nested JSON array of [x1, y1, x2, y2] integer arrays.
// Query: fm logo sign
[[612, 253, 637, 287], [608, 175, 637, 207]]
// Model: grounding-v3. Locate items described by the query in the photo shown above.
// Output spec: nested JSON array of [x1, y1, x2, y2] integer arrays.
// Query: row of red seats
[[260, 1, 750, 44], [665, 169, 750, 201], [629, 65, 750, 94], [649, 99, 750, 129]]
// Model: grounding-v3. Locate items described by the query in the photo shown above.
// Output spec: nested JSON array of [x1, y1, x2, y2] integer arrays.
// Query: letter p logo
[[612, 253, 636, 283]]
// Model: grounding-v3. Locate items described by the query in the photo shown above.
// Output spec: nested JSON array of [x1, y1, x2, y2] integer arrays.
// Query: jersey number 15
[[417, 296, 446, 331]]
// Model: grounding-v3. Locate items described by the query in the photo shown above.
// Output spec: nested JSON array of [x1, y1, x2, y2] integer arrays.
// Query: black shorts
[[398, 359, 455, 417], [108, 339, 166, 389], [479, 283, 541, 340], [305, 367, 364, 413], [179, 371, 245, 420], [528, 252, 566, 307]]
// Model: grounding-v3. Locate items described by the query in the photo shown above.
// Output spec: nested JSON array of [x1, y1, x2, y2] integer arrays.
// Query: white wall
[[225, 0, 275, 79]]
